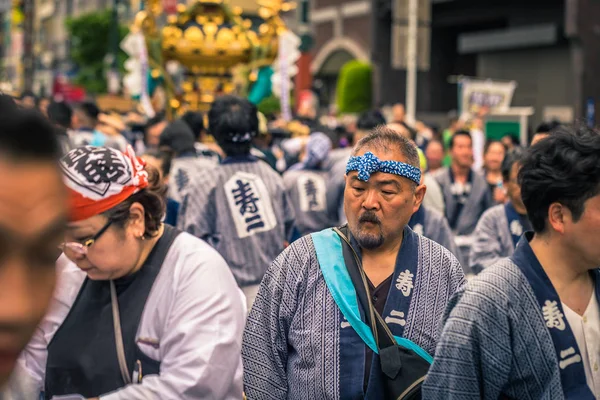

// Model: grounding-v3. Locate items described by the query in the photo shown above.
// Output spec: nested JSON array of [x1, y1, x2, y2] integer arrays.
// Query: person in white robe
[[10, 146, 245, 400], [242, 126, 465, 399], [423, 126, 600, 399], [469, 149, 531, 273]]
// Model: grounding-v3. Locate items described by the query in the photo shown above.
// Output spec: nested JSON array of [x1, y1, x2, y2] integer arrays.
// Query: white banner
[[459, 78, 517, 116]]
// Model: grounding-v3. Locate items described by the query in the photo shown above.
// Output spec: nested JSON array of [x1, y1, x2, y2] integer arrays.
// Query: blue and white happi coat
[[242, 227, 466, 399], [409, 205, 464, 266], [178, 157, 296, 287], [469, 202, 531, 274], [423, 234, 599, 399]]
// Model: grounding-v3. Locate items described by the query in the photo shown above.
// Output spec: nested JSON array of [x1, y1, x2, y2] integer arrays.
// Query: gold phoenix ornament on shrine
[[135, 0, 294, 112]]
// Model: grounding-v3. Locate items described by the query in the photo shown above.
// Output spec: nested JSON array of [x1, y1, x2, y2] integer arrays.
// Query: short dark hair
[[353, 126, 421, 171], [144, 149, 173, 177], [159, 120, 196, 156], [449, 130, 472, 149], [357, 110, 386, 131], [76, 101, 100, 121], [208, 95, 258, 157], [535, 120, 561, 134], [501, 147, 525, 182], [47, 101, 73, 129], [103, 163, 166, 238], [519, 125, 600, 233], [181, 111, 204, 141], [145, 113, 166, 132], [0, 108, 61, 161]]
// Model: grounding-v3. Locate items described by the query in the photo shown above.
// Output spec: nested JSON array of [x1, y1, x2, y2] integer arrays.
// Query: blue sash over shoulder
[[311, 228, 432, 362]]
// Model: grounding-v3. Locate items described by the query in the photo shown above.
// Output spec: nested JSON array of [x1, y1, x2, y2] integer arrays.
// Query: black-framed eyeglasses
[[58, 220, 114, 256]]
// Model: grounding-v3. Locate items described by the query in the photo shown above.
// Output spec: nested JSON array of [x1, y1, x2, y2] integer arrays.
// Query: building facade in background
[[310, 0, 600, 126]]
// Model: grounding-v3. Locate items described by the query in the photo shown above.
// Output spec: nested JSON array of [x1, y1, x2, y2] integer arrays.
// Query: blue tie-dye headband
[[346, 151, 422, 184]]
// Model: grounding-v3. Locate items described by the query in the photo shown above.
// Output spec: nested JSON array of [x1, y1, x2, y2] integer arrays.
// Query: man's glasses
[[59, 220, 113, 256]]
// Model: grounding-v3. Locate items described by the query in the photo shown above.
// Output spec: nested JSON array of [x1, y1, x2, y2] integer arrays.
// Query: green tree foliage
[[257, 94, 295, 119], [66, 10, 129, 94], [336, 60, 372, 114]]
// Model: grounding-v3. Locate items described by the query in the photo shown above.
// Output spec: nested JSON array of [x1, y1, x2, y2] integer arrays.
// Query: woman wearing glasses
[[15, 146, 246, 400]]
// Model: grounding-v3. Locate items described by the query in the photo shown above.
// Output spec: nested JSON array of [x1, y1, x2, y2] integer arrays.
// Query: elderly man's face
[[344, 147, 425, 250]]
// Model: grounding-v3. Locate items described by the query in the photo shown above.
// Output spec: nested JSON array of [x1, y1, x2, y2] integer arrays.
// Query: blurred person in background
[[69, 102, 126, 151], [483, 140, 507, 204], [332, 109, 387, 167], [180, 111, 223, 163], [47, 101, 74, 155], [144, 113, 168, 150], [424, 140, 444, 174], [469, 149, 530, 274], [19, 91, 36, 109], [391, 103, 405, 123], [70, 101, 101, 147], [501, 133, 520, 153], [159, 119, 216, 205], [0, 105, 67, 397], [409, 162, 463, 265], [142, 150, 179, 226], [17, 146, 245, 399], [251, 112, 278, 170], [434, 130, 494, 271], [178, 96, 296, 310], [283, 132, 340, 236], [37, 97, 51, 117]]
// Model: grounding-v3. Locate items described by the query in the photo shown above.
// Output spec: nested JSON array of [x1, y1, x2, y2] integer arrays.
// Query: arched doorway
[[311, 38, 369, 109]]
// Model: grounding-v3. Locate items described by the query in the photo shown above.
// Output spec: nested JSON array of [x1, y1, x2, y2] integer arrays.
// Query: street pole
[[108, 0, 120, 94], [22, 0, 34, 92], [405, 0, 418, 125]]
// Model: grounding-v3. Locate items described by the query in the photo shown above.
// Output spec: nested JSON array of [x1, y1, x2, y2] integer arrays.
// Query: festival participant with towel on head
[[178, 95, 296, 310], [434, 130, 494, 271], [469, 149, 531, 273], [17, 146, 245, 400], [423, 125, 600, 399], [283, 132, 341, 236], [242, 126, 465, 399]]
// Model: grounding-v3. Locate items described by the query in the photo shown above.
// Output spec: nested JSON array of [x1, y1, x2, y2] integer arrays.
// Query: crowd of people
[[0, 90, 599, 400]]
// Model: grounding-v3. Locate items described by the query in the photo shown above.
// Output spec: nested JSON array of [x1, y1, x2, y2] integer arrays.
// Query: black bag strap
[[334, 226, 403, 379]]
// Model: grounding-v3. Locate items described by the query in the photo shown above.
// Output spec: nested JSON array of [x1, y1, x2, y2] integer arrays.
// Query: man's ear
[[412, 184, 427, 214]]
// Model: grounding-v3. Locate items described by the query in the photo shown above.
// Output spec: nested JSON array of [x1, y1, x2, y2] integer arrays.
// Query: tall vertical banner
[[271, 31, 300, 121], [459, 78, 517, 118], [279, 32, 291, 121], [121, 32, 155, 117]]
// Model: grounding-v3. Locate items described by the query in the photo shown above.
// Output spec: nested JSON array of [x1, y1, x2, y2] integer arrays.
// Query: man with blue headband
[[242, 126, 466, 399]]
